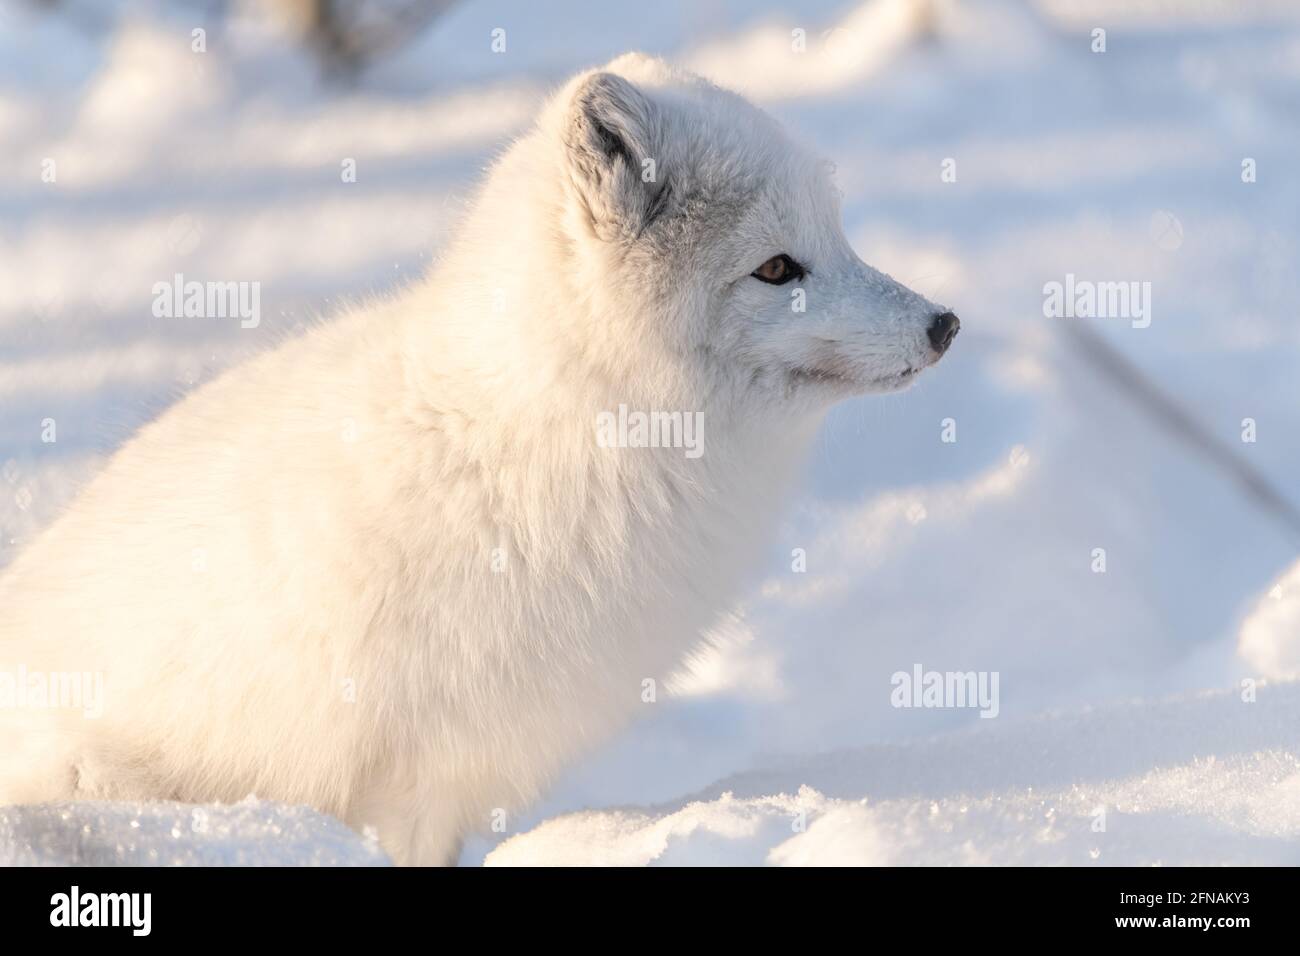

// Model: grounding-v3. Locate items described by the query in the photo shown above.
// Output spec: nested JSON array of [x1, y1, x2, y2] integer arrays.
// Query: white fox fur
[[0, 54, 953, 865]]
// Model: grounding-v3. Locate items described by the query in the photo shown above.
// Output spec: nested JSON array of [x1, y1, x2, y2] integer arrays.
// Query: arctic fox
[[0, 54, 957, 865]]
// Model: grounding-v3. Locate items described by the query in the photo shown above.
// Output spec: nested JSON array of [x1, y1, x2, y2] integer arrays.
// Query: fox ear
[[563, 72, 671, 240]]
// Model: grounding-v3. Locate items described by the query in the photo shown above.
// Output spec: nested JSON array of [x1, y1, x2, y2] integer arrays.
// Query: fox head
[[547, 53, 958, 415]]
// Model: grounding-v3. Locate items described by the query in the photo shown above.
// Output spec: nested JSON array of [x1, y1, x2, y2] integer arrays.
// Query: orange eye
[[751, 254, 805, 285]]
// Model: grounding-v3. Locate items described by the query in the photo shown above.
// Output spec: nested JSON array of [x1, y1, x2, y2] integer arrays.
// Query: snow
[[0, 799, 390, 866], [3, 0, 1300, 865], [1240, 562, 1300, 681], [487, 683, 1300, 866]]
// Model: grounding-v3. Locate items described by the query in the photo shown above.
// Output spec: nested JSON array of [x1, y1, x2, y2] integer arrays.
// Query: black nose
[[927, 311, 960, 354]]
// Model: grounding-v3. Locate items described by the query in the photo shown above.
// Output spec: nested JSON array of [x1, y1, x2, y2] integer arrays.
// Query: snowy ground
[[488, 683, 1300, 866], [0, 799, 390, 865], [2, 0, 1299, 865]]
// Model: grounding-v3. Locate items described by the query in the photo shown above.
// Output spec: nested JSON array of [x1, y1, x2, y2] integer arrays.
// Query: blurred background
[[2, 0, 1299, 863]]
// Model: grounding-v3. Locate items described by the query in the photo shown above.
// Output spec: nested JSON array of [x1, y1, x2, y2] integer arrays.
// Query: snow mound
[[486, 682, 1300, 866], [0, 799, 390, 866], [1239, 560, 1300, 680]]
